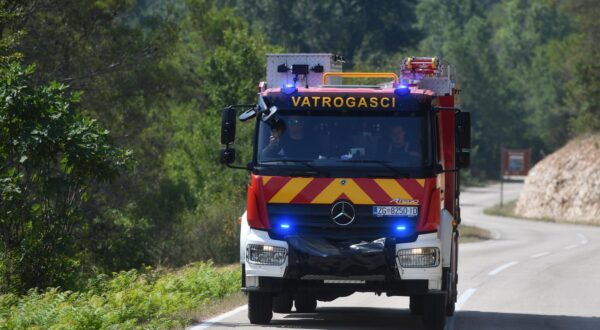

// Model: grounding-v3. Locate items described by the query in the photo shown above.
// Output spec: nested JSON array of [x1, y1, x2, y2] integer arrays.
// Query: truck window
[[257, 111, 430, 168]]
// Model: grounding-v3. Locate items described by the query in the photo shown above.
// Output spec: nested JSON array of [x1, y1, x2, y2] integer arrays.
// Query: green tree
[[0, 62, 130, 293], [152, 0, 280, 265], [557, 0, 600, 133], [416, 0, 576, 177], [228, 0, 419, 66]]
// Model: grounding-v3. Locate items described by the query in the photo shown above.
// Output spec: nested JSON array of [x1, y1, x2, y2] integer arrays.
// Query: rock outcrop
[[515, 134, 600, 225]]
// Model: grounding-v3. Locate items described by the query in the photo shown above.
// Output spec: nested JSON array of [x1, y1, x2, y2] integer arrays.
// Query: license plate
[[373, 206, 418, 217]]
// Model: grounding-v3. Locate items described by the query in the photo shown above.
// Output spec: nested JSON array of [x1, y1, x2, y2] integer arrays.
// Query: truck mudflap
[[284, 236, 399, 279]]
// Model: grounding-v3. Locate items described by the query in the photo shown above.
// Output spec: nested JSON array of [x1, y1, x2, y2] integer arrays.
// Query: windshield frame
[[251, 106, 438, 178]]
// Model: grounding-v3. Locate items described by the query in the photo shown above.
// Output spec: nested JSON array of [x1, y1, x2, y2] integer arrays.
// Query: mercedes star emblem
[[330, 200, 356, 226]]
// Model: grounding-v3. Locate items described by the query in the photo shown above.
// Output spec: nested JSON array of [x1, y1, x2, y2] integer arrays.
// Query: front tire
[[272, 293, 293, 313], [294, 294, 317, 313], [447, 231, 459, 316], [422, 292, 447, 330], [248, 292, 273, 324], [409, 295, 424, 315]]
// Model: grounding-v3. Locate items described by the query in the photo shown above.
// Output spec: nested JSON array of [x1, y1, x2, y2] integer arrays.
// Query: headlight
[[397, 247, 440, 268], [246, 244, 287, 265]]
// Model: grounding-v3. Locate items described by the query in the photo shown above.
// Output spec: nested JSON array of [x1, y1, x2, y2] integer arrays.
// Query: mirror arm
[[443, 168, 461, 173], [436, 167, 460, 173], [228, 104, 256, 108], [433, 106, 462, 113], [225, 163, 251, 171]]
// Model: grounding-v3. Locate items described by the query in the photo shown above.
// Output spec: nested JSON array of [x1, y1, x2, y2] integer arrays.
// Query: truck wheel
[[422, 292, 447, 330], [248, 292, 273, 324], [447, 232, 459, 316], [294, 294, 317, 313], [409, 295, 424, 315], [272, 293, 293, 313], [446, 274, 456, 316]]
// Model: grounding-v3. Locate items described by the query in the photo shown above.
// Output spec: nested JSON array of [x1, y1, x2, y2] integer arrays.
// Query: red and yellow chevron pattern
[[260, 176, 429, 205]]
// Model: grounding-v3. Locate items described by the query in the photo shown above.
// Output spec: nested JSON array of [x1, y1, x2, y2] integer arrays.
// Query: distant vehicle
[[219, 54, 471, 330]]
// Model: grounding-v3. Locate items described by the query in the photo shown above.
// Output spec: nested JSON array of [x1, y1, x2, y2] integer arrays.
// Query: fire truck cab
[[220, 54, 471, 330]]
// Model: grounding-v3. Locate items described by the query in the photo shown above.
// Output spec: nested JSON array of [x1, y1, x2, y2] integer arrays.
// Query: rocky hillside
[[515, 134, 600, 225]]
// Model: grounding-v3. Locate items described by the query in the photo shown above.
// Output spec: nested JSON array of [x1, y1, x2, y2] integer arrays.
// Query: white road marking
[[490, 229, 502, 240], [531, 252, 550, 259], [564, 244, 577, 250], [455, 288, 477, 311], [188, 304, 248, 330], [488, 261, 519, 276], [577, 233, 588, 245]]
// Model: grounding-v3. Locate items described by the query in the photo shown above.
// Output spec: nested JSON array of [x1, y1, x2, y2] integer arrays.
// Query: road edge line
[[577, 233, 588, 245], [488, 261, 518, 276], [531, 252, 550, 258], [455, 288, 477, 311], [188, 304, 248, 330]]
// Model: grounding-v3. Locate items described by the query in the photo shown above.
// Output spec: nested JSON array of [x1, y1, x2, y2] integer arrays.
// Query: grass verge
[[184, 291, 246, 326], [0, 262, 241, 330], [483, 200, 518, 218], [460, 225, 492, 243], [484, 200, 600, 226]]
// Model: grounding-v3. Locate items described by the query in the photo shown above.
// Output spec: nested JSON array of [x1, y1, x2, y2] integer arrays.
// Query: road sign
[[502, 149, 532, 176], [500, 148, 532, 207]]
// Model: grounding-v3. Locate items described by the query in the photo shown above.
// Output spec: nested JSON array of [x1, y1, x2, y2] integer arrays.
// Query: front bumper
[[244, 229, 442, 293]]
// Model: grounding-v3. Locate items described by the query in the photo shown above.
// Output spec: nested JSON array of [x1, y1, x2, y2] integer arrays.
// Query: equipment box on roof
[[266, 53, 343, 88]]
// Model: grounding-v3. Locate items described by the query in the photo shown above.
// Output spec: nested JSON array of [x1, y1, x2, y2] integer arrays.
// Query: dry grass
[[484, 200, 600, 226], [460, 225, 492, 243], [183, 291, 247, 327], [483, 200, 518, 218]]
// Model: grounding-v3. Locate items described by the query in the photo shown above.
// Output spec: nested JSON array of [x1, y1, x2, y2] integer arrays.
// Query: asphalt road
[[192, 182, 600, 330]]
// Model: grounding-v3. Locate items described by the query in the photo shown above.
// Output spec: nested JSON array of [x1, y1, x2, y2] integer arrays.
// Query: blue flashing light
[[394, 84, 410, 96], [281, 84, 298, 95], [393, 219, 412, 235], [280, 223, 290, 229]]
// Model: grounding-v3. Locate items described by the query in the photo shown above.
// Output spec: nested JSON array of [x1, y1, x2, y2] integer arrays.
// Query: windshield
[[256, 110, 432, 172]]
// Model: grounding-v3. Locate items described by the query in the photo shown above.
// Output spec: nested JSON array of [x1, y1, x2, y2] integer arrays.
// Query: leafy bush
[[0, 62, 131, 293], [0, 262, 241, 330]]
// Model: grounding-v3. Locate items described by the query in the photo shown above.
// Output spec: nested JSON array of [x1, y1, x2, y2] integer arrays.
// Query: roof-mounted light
[[394, 84, 410, 96], [281, 84, 297, 95]]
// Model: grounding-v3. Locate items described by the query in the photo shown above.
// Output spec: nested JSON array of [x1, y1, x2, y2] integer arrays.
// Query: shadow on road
[[277, 307, 421, 329], [204, 308, 600, 330], [454, 311, 600, 330]]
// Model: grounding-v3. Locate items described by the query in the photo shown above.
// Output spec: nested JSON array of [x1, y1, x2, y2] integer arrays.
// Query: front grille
[[267, 204, 419, 241]]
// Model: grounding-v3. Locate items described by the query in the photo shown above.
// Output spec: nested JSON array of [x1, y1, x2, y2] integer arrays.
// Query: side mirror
[[221, 106, 237, 145], [455, 112, 471, 150], [220, 148, 236, 165], [457, 151, 470, 168]]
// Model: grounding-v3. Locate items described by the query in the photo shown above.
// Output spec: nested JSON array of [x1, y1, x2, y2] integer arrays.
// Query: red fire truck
[[220, 54, 470, 330]]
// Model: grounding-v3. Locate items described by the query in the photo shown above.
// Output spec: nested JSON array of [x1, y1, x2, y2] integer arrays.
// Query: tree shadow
[[454, 311, 600, 330], [203, 308, 600, 330]]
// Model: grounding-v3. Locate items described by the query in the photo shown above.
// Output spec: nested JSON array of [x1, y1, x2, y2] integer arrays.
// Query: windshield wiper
[[260, 159, 329, 176], [335, 160, 410, 178]]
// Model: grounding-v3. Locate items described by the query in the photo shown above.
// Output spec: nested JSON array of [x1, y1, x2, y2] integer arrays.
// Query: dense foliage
[[0, 0, 598, 314], [414, 0, 597, 176], [0, 63, 130, 293], [245, 0, 599, 177], [0, 262, 240, 329], [227, 0, 419, 67]]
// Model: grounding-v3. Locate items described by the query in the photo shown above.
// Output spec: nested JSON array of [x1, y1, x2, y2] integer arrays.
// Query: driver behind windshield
[[387, 124, 421, 164], [261, 116, 319, 160]]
